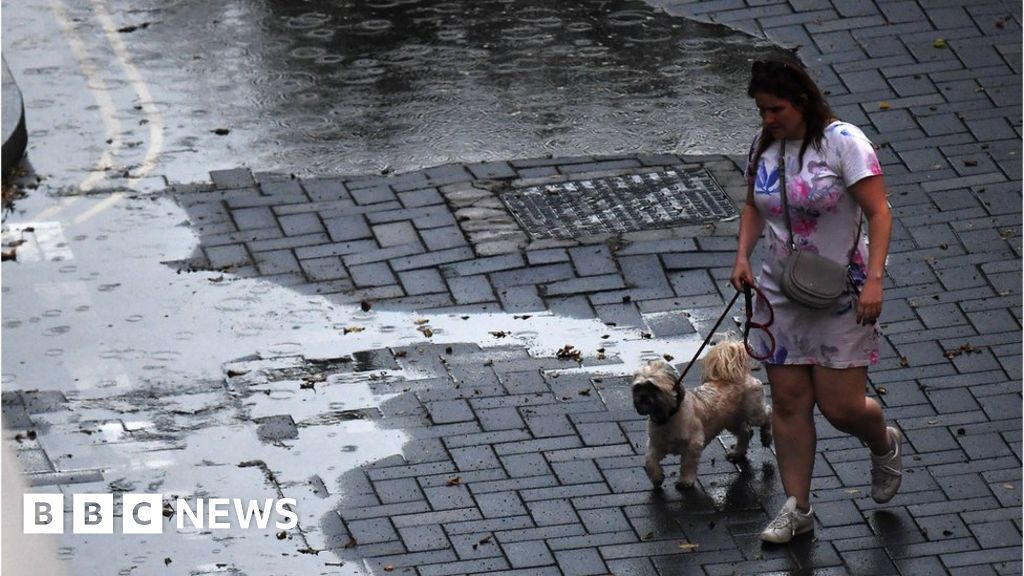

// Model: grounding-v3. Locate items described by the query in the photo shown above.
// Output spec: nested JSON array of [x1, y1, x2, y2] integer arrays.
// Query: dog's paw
[[725, 448, 747, 462], [674, 479, 695, 491]]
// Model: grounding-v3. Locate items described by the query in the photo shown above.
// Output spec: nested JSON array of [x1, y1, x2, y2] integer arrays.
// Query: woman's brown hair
[[747, 59, 834, 169]]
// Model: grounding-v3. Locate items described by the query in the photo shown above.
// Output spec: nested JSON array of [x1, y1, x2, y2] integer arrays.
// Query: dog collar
[[653, 381, 685, 426]]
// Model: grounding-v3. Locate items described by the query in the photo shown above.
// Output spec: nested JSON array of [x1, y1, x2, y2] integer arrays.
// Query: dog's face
[[631, 359, 682, 424]]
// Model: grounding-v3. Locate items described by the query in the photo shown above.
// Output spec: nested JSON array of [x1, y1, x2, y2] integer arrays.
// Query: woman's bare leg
[[766, 365, 816, 510], [811, 366, 890, 455]]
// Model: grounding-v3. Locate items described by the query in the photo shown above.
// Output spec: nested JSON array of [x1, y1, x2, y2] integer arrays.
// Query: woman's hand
[[856, 277, 883, 325], [730, 258, 755, 292]]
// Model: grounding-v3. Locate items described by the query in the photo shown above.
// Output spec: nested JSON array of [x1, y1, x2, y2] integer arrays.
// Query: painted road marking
[[42, 0, 165, 225]]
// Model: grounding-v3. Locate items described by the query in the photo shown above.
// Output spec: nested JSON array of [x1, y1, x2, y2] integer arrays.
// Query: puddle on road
[[4, 0, 789, 191]]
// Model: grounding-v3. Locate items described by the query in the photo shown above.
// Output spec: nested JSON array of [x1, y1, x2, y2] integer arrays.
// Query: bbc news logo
[[24, 494, 298, 534]]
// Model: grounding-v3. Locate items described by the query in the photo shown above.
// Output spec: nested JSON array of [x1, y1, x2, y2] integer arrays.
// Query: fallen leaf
[[394, 350, 407, 358], [878, 101, 891, 110], [383, 565, 395, 572], [446, 476, 461, 486], [489, 331, 508, 338], [933, 38, 947, 48], [642, 531, 655, 541], [556, 344, 582, 362], [343, 326, 365, 335], [963, 159, 978, 167], [579, 389, 591, 396], [678, 542, 699, 551], [899, 356, 909, 367], [164, 558, 172, 566], [360, 300, 372, 312], [414, 319, 430, 325], [344, 537, 358, 549], [418, 327, 434, 338], [663, 354, 674, 362], [640, 332, 652, 339], [514, 314, 532, 320], [876, 386, 887, 395], [1003, 483, 1014, 490], [211, 128, 230, 135], [276, 530, 288, 540], [1, 249, 17, 261], [844, 488, 861, 494]]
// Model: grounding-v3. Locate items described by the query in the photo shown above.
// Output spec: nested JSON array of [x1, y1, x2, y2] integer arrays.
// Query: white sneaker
[[760, 496, 814, 544], [870, 426, 903, 503]]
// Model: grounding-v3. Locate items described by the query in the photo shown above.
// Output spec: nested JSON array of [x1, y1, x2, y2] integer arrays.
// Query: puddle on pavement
[[2, 193, 717, 395], [4, 0, 789, 191]]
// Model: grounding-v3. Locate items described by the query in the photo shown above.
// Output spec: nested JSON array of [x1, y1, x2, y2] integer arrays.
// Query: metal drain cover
[[501, 168, 738, 240]]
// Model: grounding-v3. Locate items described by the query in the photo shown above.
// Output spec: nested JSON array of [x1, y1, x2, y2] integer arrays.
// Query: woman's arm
[[848, 175, 892, 326], [730, 184, 765, 291]]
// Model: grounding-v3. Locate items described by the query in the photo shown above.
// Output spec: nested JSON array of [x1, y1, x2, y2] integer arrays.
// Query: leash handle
[[674, 289, 742, 387]]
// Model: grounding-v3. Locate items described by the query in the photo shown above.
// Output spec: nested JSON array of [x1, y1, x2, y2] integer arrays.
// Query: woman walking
[[730, 59, 902, 544]]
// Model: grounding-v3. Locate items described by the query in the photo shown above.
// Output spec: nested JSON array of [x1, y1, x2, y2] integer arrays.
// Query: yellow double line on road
[[39, 0, 164, 224]]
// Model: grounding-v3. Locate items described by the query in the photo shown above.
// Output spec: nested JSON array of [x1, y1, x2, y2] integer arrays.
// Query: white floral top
[[743, 121, 883, 368]]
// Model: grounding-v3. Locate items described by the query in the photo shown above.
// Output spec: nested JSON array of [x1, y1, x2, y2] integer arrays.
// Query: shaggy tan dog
[[632, 339, 772, 490]]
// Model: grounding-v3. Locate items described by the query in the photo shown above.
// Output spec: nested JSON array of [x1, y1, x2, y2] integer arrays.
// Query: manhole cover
[[500, 168, 738, 240]]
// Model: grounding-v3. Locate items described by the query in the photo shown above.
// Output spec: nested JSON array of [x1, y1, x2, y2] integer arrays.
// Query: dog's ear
[[651, 358, 678, 375]]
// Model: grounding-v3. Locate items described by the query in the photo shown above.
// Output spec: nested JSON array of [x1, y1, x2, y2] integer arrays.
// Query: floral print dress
[[743, 121, 883, 368]]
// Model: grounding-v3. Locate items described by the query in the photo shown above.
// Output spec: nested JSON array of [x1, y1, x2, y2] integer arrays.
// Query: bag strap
[[777, 141, 795, 252], [776, 140, 862, 263]]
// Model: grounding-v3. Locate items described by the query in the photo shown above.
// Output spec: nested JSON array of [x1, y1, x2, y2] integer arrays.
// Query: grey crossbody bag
[[777, 141, 862, 309]]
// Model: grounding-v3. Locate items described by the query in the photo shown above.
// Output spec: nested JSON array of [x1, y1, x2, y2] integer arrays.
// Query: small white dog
[[632, 338, 772, 490]]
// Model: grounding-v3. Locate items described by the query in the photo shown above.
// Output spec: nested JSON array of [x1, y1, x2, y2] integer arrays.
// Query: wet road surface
[[4, 0, 786, 192]]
